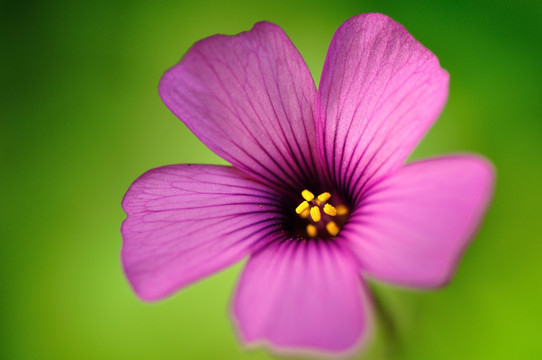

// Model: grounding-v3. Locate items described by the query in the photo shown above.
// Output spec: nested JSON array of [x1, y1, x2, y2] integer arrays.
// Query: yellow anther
[[335, 204, 349, 215], [323, 203, 337, 216], [315, 199, 322, 206], [326, 221, 340, 236], [310, 206, 321, 222], [295, 201, 309, 214], [301, 189, 314, 201], [299, 208, 310, 218], [306, 224, 317, 238], [317, 192, 331, 202]]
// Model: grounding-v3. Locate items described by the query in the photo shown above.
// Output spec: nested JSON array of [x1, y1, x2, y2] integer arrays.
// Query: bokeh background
[[2, 0, 541, 359]]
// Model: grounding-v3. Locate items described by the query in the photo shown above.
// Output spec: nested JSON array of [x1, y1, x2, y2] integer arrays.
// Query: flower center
[[294, 189, 348, 238]]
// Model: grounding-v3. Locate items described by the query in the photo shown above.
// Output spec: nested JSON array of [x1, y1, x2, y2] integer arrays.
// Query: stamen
[[306, 224, 317, 238], [295, 201, 309, 214], [310, 206, 321, 222], [336, 204, 349, 215], [326, 221, 340, 236], [301, 189, 314, 201], [323, 203, 337, 216], [317, 192, 331, 202], [295, 189, 347, 239]]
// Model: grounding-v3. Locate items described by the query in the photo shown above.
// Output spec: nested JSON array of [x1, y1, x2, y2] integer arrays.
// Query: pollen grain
[[317, 192, 331, 202], [306, 224, 317, 238], [336, 204, 349, 216], [301, 189, 314, 201], [323, 203, 337, 216], [326, 221, 340, 237], [310, 206, 321, 222], [295, 201, 309, 214]]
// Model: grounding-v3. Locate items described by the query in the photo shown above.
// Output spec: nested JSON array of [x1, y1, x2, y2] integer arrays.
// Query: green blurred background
[[2, 0, 541, 359]]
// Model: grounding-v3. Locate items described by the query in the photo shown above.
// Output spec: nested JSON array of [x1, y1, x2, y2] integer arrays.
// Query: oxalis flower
[[121, 13, 494, 357]]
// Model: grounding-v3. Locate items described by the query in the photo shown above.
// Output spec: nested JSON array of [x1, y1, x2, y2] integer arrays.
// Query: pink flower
[[121, 13, 493, 357]]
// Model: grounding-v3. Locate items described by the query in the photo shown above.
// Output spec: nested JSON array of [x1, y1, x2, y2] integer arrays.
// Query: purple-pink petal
[[317, 13, 449, 200], [342, 155, 494, 287], [232, 239, 372, 356], [159, 22, 322, 194], [121, 164, 283, 301]]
